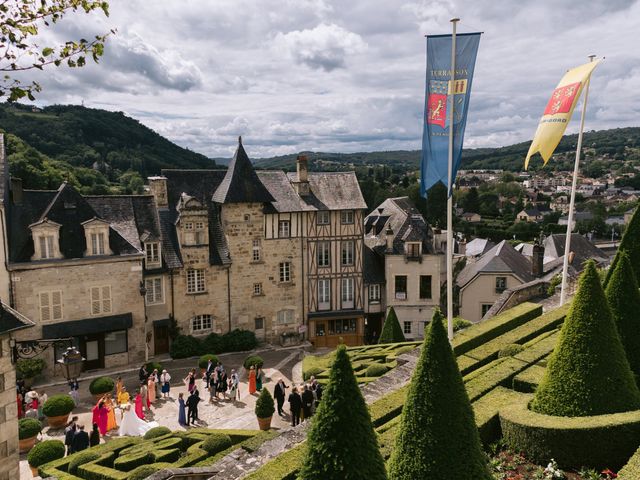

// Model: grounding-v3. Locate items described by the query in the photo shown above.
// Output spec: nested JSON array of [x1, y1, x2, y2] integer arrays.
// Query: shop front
[[308, 310, 365, 348]]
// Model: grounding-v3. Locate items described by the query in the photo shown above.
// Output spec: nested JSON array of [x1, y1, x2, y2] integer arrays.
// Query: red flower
[[601, 468, 617, 478]]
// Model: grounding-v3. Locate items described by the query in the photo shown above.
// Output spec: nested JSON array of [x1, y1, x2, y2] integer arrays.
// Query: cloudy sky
[[19, 0, 640, 158]]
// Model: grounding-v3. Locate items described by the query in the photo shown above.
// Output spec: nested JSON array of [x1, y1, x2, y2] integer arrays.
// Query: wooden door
[[154, 325, 170, 355], [81, 333, 104, 370]]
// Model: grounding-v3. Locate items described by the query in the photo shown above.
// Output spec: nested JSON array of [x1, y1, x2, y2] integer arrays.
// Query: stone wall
[[10, 258, 146, 374], [0, 334, 19, 480]]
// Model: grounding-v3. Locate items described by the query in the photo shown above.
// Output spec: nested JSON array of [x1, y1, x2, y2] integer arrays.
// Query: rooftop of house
[[364, 197, 434, 256], [0, 300, 34, 335], [465, 238, 495, 258], [457, 240, 535, 288]]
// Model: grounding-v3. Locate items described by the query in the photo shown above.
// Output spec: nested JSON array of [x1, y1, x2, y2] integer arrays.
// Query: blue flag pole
[[446, 18, 459, 342]]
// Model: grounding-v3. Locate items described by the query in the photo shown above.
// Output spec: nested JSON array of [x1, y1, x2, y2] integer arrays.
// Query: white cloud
[[12, 0, 640, 158], [275, 23, 367, 71]]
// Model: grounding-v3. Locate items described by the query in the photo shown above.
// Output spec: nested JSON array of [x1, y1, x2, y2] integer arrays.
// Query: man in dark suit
[[64, 416, 79, 456], [288, 385, 302, 427], [71, 424, 90, 453], [301, 384, 315, 420], [273, 379, 289, 416], [186, 389, 201, 425], [138, 364, 149, 383]]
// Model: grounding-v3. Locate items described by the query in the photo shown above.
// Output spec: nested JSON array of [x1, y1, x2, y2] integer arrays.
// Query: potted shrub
[[27, 439, 65, 477], [16, 358, 46, 387], [89, 376, 115, 400], [255, 388, 275, 430], [43, 394, 75, 429], [198, 354, 219, 374], [146, 361, 163, 375], [18, 418, 41, 453], [243, 355, 264, 370]]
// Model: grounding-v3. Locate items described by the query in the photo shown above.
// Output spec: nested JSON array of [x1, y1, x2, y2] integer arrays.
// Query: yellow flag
[[524, 60, 601, 169]]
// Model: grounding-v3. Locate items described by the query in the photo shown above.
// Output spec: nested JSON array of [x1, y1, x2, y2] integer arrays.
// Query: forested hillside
[[0, 103, 214, 194]]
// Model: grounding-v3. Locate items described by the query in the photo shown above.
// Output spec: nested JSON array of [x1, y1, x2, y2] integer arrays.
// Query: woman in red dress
[[248, 365, 257, 395], [134, 392, 144, 420]]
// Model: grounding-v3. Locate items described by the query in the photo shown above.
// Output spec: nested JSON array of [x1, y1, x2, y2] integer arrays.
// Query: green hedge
[[244, 355, 264, 369], [129, 463, 172, 480], [28, 440, 65, 468], [618, 445, 640, 479], [452, 302, 543, 356], [465, 356, 529, 402], [19, 418, 41, 439], [500, 396, 640, 470], [198, 354, 219, 369], [471, 386, 529, 445], [68, 451, 102, 475], [202, 434, 233, 454], [89, 376, 115, 395], [512, 364, 546, 393], [364, 363, 389, 377], [43, 394, 75, 417], [143, 426, 171, 440], [240, 430, 279, 453], [244, 442, 306, 480]]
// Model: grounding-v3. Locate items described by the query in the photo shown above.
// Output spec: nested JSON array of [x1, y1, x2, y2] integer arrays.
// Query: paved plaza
[[20, 346, 309, 479]]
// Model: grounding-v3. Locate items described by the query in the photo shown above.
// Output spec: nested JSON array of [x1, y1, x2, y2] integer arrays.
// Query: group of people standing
[[248, 365, 265, 395], [16, 380, 47, 421], [64, 416, 99, 455], [276, 376, 323, 427]]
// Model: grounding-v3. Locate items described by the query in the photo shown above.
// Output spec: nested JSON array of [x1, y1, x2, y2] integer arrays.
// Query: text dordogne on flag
[[420, 32, 481, 198], [524, 60, 601, 169]]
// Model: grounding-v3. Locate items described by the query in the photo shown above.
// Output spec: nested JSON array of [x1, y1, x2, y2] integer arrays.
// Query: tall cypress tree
[[388, 309, 491, 480], [299, 345, 386, 480], [605, 251, 640, 380], [604, 206, 640, 287], [378, 307, 405, 344], [532, 261, 640, 416]]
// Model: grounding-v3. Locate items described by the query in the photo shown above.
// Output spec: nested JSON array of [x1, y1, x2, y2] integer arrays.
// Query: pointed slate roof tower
[[212, 136, 274, 204]]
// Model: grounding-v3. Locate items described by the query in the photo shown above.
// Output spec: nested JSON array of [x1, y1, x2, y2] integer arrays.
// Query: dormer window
[[82, 218, 112, 257], [145, 242, 161, 267], [405, 242, 421, 260], [29, 218, 62, 261]]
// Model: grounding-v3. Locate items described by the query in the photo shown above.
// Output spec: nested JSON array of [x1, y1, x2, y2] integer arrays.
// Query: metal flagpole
[[446, 18, 459, 341], [560, 54, 596, 305]]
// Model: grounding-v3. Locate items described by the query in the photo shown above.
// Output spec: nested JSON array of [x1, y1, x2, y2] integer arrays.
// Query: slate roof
[[8, 183, 138, 263], [466, 238, 495, 257], [543, 233, 608, 269], [212, 139, 274, 204], [364, 197, 433, 255], [259, 170, 367, 212], [457, 240, 534, 288], [363, 246, 385, 284], [162, 169, 231, 266], [0, 300, 34, 335]]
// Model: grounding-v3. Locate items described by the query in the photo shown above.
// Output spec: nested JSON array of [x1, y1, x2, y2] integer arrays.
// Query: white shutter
[[102, 286, 112, 313], [91, 287, 101, 315], [51, 291, 62, 320], [39, 237, 47, 258], [39, 292, 51, 322]]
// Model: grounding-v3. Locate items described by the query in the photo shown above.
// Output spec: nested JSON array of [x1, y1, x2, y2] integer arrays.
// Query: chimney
[[295, 155, 310, 196], [385, 225, 394, 253], [458, 238, 467, 256], [532, 242, 544, 277], [10, 177, 22, 204], [148, 176, 168, 208]]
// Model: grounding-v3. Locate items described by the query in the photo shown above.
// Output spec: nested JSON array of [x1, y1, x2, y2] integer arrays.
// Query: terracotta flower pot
[[29, 465, 39, 477], [46, 413, 70, 429], [257, 416, 272, 431], [19, 436, 37, 453]]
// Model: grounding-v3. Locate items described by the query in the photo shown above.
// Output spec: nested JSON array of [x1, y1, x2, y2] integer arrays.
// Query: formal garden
[[33, 209, 640, 479]]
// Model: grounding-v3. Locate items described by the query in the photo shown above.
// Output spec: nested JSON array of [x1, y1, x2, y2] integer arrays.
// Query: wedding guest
[[178, 392, 186, 426], [160, 369, 171, 398], [90, 423, 100, 447]]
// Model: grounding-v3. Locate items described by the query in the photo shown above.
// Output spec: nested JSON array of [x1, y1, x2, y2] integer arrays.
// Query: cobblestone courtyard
[[20, 346, 308, 479]]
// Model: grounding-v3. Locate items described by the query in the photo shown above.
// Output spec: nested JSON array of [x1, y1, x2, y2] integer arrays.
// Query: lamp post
[[57, 346, 84, 382], [139, 280, 149, 362]]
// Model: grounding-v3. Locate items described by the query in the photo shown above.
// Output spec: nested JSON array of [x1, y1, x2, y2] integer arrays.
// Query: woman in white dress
[[118, 403, 159, 437]]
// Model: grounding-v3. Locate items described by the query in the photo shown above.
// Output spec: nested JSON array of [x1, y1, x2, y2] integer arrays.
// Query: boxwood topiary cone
[[299, 345, 386, 480], [531, 260, 640, 417], [388, 309, 491, 480], [604, 205, 640, 287], [378, 306, 405, 344], [605, 251, 640, 380]]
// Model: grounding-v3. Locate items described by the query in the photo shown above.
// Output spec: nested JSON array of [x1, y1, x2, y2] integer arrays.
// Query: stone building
[[0, 136, 369, 373], [0, 302, 34, 480], [364, 197, 445, 340]]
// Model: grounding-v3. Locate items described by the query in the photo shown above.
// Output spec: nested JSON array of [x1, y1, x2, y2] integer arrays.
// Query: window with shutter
[[51, 291, 63, 320], [39, 292, 51, 322], [90, 286, 112, 315]]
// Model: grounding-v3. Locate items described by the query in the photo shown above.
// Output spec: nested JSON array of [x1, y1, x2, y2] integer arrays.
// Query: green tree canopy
[[531, 261, 640, 416], [605, 206, 640, 287], [299, 345, 386, 480], [1, 0, 113, 101], [388, 309, 491, 480], [378, 306, 405, 344], [604, 251, 640, 380]]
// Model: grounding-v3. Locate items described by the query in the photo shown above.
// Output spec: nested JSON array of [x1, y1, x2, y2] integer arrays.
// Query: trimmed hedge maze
[[39, 429, 275, 480], [251, 299, 640, 478], [302, 341, 421, 384]]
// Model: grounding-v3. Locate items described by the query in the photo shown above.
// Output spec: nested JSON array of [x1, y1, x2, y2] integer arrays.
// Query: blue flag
[[421, 33, 481, 198]]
